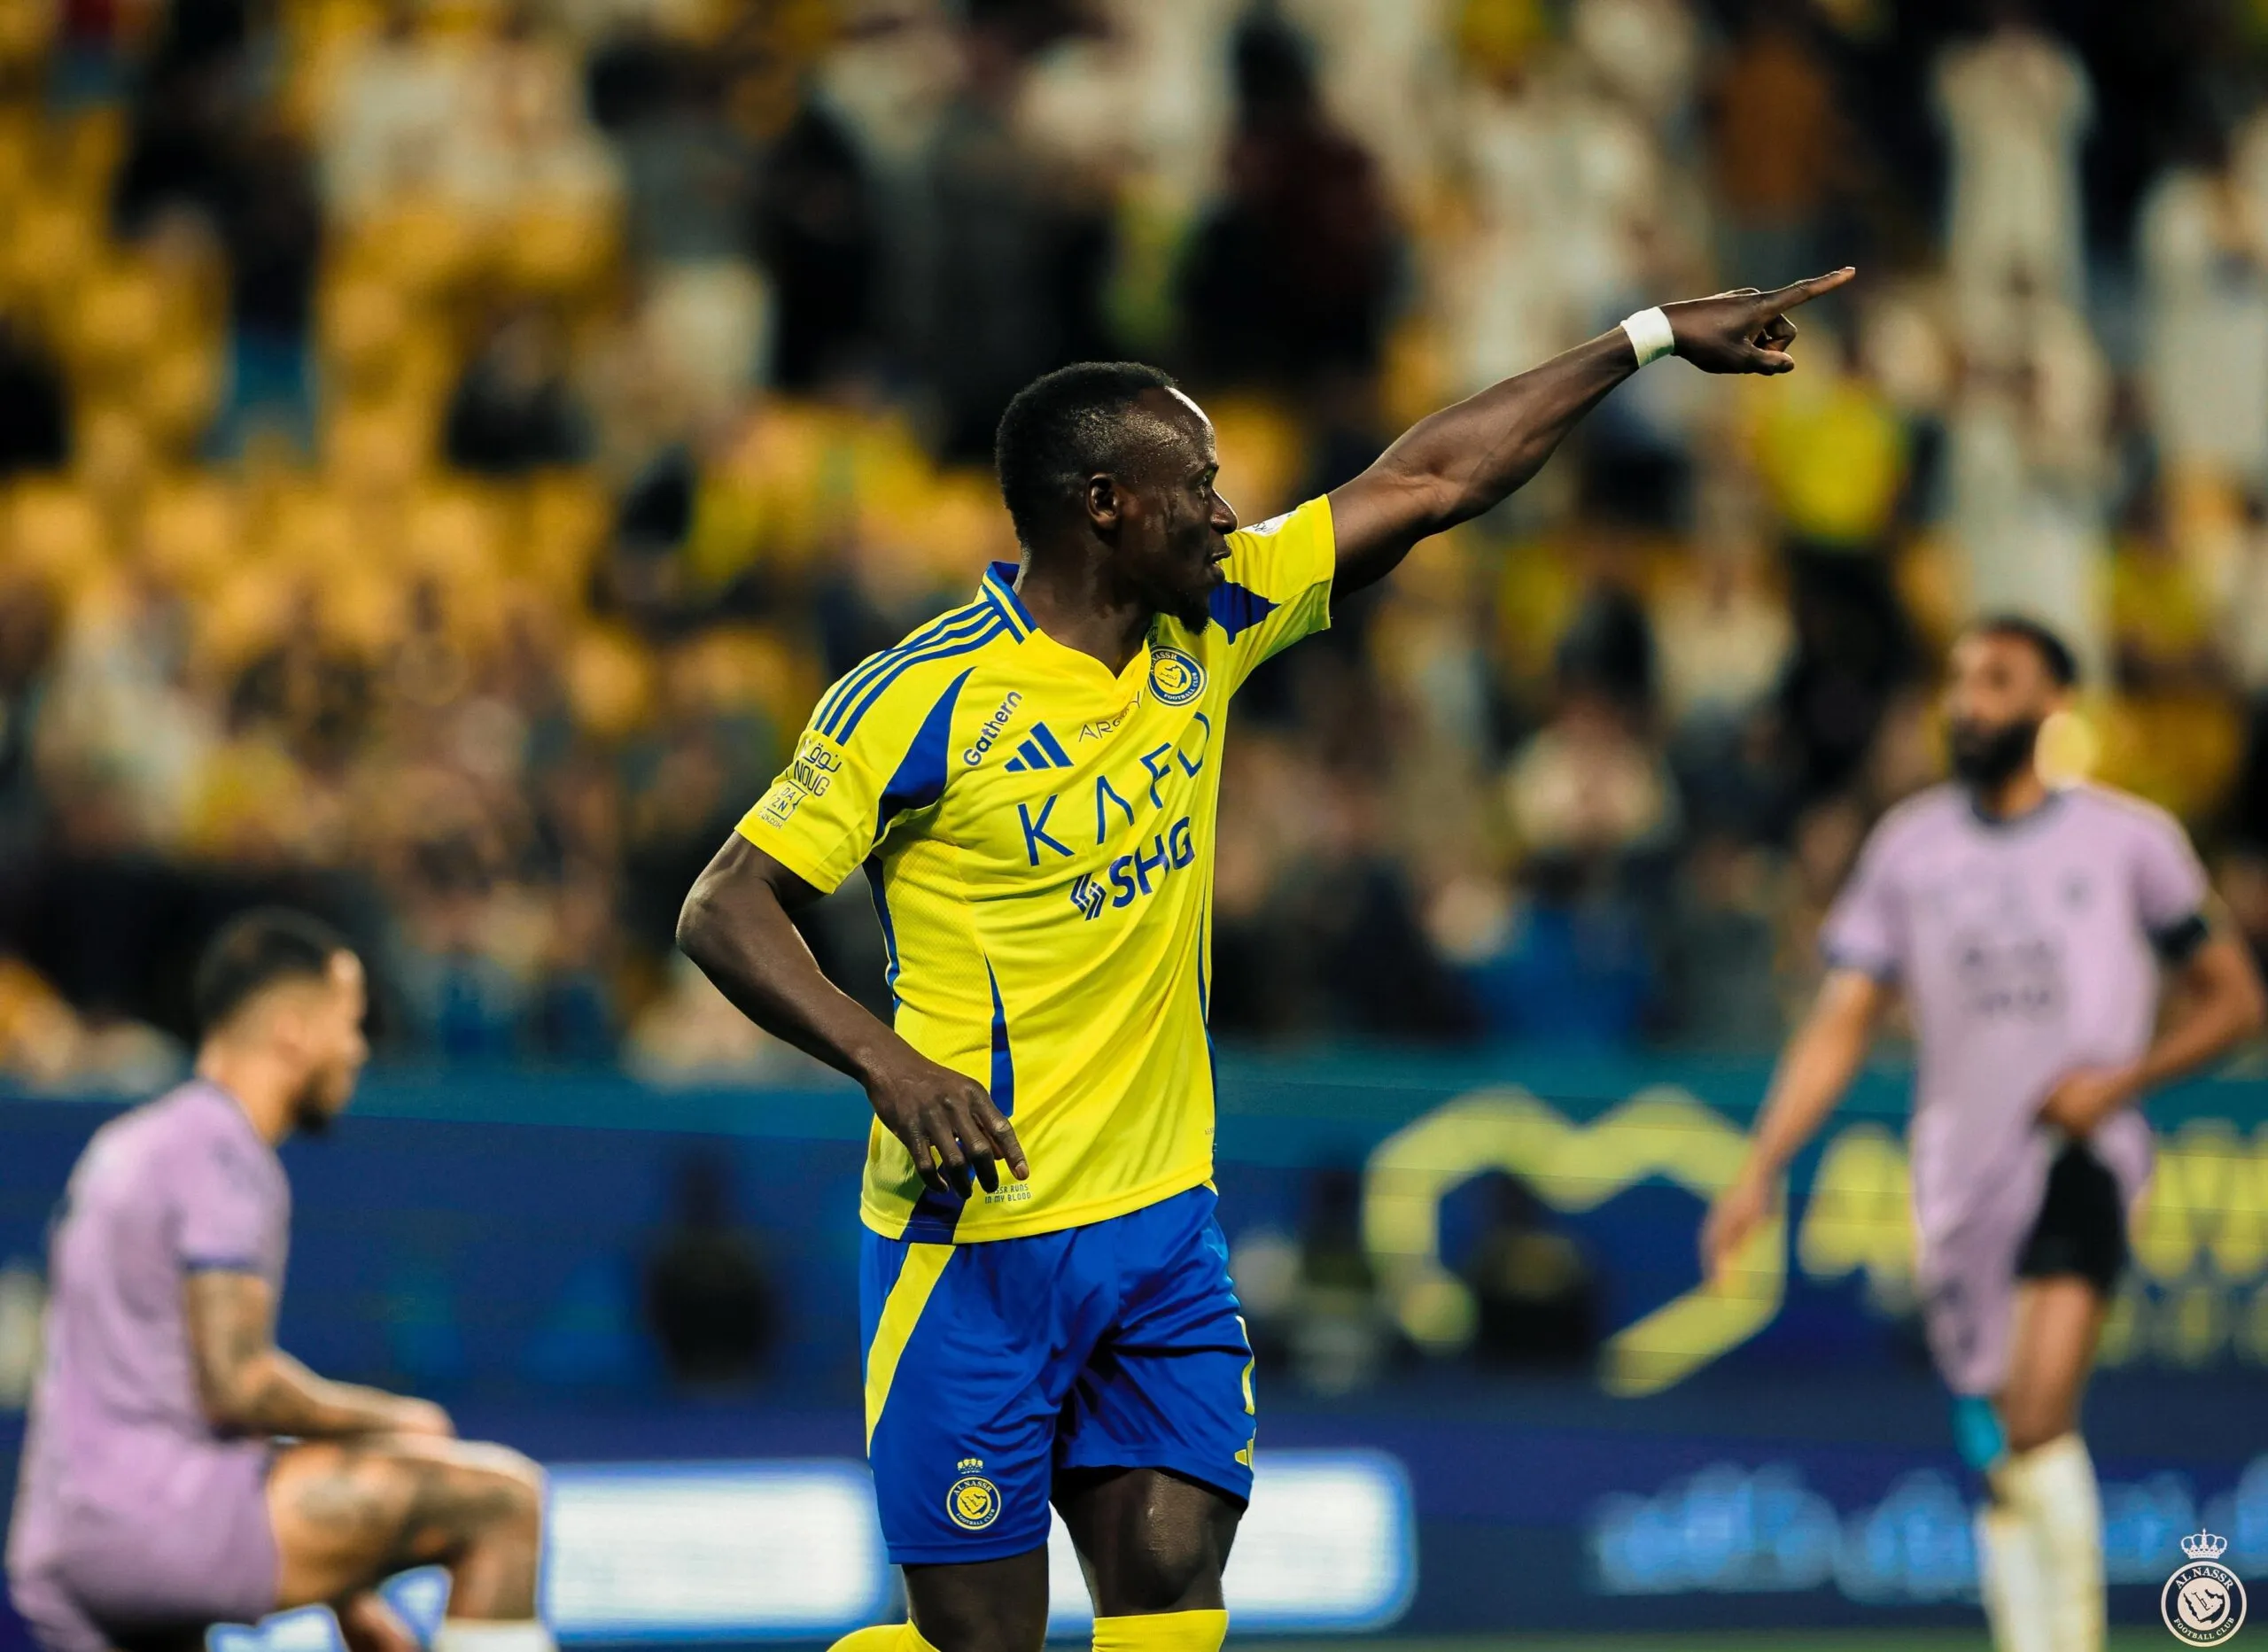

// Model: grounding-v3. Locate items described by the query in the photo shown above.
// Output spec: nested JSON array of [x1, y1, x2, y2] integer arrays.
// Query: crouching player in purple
[[7, 911, 553, 1652], [1703, 617, 2265, 1652]]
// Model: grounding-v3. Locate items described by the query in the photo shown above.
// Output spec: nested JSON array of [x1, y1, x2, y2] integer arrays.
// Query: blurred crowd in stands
[[5, 0, 2268, 1084]]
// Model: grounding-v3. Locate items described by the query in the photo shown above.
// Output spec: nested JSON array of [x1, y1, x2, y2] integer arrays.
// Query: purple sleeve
[[2132, 809, 2211, 961], [1821, 824, 1904, 981], [175, 1131, 279, 1275]]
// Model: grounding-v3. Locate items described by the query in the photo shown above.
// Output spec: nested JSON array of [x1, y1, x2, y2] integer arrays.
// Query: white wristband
[[1621, 306, 1675, 367]]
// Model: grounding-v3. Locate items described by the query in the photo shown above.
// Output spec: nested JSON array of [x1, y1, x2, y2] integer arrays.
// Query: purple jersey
[[7, 1081, 287, 1648], [1820, 783, 2208, 1392]]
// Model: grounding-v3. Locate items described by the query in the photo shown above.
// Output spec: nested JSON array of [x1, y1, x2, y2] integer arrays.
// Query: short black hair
[[994, 361, 1181, 549], [192, 908, 352, 1036], [1966, 612, 2078, 687]]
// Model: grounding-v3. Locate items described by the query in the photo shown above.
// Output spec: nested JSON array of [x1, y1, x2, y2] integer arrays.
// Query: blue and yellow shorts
[[859, 1184, 1257, 1564]]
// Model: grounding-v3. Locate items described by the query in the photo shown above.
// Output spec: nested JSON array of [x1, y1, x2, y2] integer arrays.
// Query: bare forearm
[[2127, 937, 2266, 1095], [1746, 973, 1883, 1176], [225, 1350, 411, 1438], [1380, 332, 1633, 531], [676, 836, 907, 1086], [1329, 270, 1853, 593], [1332, 331, 1635, 588], [187, 1271, 418, 1439]]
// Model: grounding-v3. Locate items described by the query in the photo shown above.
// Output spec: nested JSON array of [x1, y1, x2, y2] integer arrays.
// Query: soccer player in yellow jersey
[[677, 269, 1854, 1651]]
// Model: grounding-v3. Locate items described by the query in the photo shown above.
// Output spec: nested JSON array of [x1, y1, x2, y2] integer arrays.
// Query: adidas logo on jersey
[[1004, 722, 1075, 772]]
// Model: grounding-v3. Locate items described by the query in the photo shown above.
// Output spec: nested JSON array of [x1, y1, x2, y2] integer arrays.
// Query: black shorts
[[2015, 1140, 2129, 1294]]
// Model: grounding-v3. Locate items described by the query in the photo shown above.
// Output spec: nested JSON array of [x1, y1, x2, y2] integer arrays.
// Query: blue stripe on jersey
[[984, 562, 1035, 635], [982, 583, 1027, 640], [874, 668, 971, 836], [818, 602, 996, 738], [903, 1187, 965, 1242], [1029, 721, 1073, 767], [1208, 579, 1279, 643], [1007, 738, 1046, 772], [815, 605, 969, 733], [1197, 950, 1216, 1097], [182, 1255, 263, 1274], [820, 603, 998, 738], [833, 617, 1007, 743], [987, 960, 1015, 1117], [890, 959, 1021, 1245], [862, 855, 902, 1004]]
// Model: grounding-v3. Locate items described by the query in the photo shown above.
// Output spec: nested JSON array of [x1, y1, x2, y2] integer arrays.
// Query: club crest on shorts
[[948, 1457, 1001, 1531], [1149, 647, 1204, 707], [2163, 1529, 2246, 1646]]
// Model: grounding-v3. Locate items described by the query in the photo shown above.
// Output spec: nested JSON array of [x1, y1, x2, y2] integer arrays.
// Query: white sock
[[2001, 1432, 2105, 1652], [431, 1622, 556, 1652], [1976, 1501, 2056, 1652]]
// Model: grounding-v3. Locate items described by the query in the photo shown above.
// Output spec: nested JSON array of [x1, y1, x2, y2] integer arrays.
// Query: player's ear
[[1084, 473, 1122, 532]]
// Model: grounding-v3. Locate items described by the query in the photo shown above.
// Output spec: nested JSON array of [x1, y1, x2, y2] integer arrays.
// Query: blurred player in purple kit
[[1704, 617, 2265, 1652], [7, 911, 555, 1652]]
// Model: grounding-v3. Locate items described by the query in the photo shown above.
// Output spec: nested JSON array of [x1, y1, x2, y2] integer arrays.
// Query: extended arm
[[2039, 926, 2267, 1134], [1328, 269, 1855, 594], [1700, 967, 1890, 1278], [185, 1270, 447, 1439], [676, 834, 1027, 1195]]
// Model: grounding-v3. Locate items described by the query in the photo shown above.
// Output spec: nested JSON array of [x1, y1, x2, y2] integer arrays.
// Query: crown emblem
[[2183, 1530, 2230, 1561], [957, 1456, 984, 1473]]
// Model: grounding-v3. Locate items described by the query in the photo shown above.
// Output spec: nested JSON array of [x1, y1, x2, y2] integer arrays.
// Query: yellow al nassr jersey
[[738, 496, 1336, 1242]]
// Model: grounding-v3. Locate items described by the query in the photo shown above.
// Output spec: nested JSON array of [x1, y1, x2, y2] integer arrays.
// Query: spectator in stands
[[0, 318, 68, 477], [444, 306, 592, 476], [209, 121, 322, 456], [111, 0, 247, 235], [601, 32, 766, 419], [1469, 587, 1673, 1048], [2138, 120, 2268, 500], [318, 0, 462, 221], [1709, 0, 1843, 288], [12, 0, 2268, 1069], [913, 0, 1115, 460], [1178, 12, 1397, 393], [753, 98, 882, 392], [0, 579, 58, 948], [1933, 1, 2093, 346]]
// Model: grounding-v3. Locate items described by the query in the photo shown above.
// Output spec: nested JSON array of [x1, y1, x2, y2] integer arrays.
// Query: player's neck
[[1013, 555, 1153, 677], [194, 1044, 299, 1146], [1971, 768, 2052, 824]]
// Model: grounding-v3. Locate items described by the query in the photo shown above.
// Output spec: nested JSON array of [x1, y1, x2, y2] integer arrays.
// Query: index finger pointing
[[976, 1099, 1030, 1182], [1761, 267, 1856, 313]]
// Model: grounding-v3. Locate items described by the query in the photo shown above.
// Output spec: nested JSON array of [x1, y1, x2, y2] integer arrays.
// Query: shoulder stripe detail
[[818, 604, 998, 739], [814, 609, 962, 733], [875, 667, 973, 834], [982, 582, 1028, 640], [817, 601, 995, 735], [833, 617, 1008, 743], [1208, 579, 1279, 642], [983, 562, 1035, 637]]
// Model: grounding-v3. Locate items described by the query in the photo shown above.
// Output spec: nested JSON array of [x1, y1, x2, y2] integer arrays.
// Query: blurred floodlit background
[[2, 0, 2268, 1644]]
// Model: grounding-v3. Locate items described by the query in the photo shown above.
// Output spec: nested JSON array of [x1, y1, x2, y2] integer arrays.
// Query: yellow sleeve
[[1215, 493, 1335, 693], [735, 658, 969, 893]]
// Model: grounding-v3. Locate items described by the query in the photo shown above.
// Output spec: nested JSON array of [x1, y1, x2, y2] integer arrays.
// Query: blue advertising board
[[2, 1052, 2263, 1634]]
